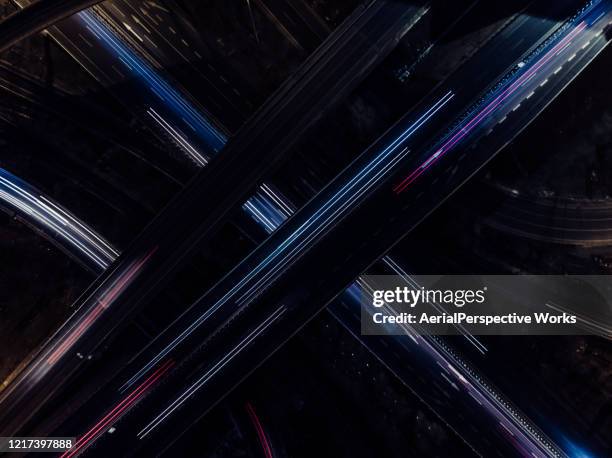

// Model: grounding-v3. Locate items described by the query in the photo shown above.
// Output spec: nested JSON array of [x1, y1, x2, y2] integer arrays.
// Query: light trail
[[147, 107, 207, 166], [245, 402, 274, 458], [45, 246, 157, 367], [0, 168, 117, 270], [260, 183, 293, 216], [394, 0, 604, 193], [243, 191, 289, 234], [121, 92, 453, 393], [380, 256, 488, 355], [60, 360, 174, 458]]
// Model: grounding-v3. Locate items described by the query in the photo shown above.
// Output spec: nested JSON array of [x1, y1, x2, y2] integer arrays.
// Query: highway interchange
[[0, 0, 611, 456]]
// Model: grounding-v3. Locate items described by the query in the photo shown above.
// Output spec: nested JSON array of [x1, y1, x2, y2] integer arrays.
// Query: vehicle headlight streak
[[380, 256, 487, 355], [259, 183, 294, 217], [243, 188, 293, 234], [120, 92, 453, 394], [393, 1, 601, 194], [147, 107, 208, 166], [0, 169, 117, 270]]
